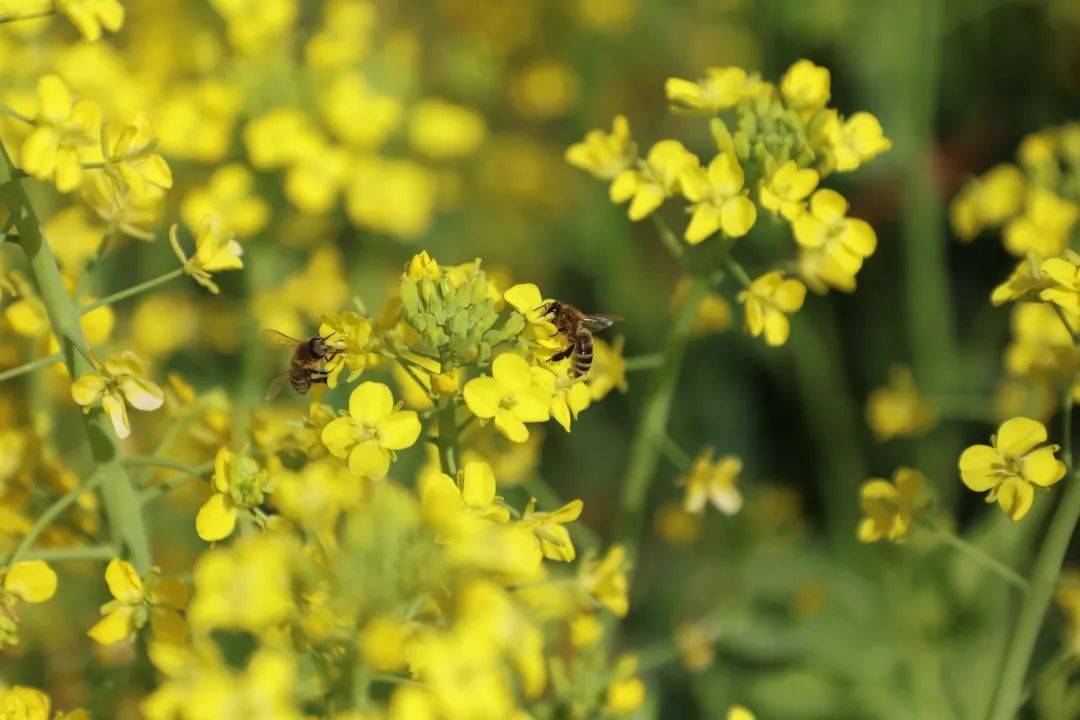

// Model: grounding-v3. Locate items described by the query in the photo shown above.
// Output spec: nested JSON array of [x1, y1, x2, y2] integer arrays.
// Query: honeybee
[[539, 301, 621, 377], [262, 329, 341, 400]]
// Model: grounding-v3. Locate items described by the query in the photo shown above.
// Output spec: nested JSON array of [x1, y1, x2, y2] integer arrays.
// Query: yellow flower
[[1003, 189, 1079, 258], [358, 616, 412, 672], [0, 686, 52, 720], [100, 113, 172, 201], [992, 256, 1052, 306], [408, 99, 486, 159], [320, 72, 401, 149], [318, 310, 378, 386], [856, 467, 926, 543], [780, 59, 830, 114], [610, 140, 697, 221], [18, 75, 101, 193], [243, 107, 323, 170], [3, 560, 57, 604], [738, 271, 806, 346], [521, 497, 583, 562], [195, 447, 271, 542], [680, 152, 757, 244], [1040, 251, 1080, 316], [793, 189, 877, 291], [321, 382, 421, 478], [71, 351, 164, 439], [87, 559, 187, 646], [681, 448, 743, 515], [420, 461, 512, 531], [819, 110, 892, 173], [502, 283, 562, 361], [604, 655, 645, 716], [666, 67, 764, 114], [463, 353, 555, 443], [950, 164, 1026, 240], [169, 218, 243, 295], [346, 157, 437, 238], [1058, 571, 1080, 656], [586, 336, 628, 401], [579, 545, 629, 617], [550, 380, 592, 432], [760, 160, 820, 221], [565, 115, 636, 181], [55, 0, 124, 40], [959, 417, 1067, 521], [181, 164, 269, 238], [866, 365, 935, 441]]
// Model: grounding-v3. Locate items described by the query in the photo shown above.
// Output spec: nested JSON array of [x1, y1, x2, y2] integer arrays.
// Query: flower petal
[[195, 493, 237, 542], [349, 382, 395, 427], [88, 606, 135, 645], [1020, 446, 1066, 488], [376, 410, 421, 450], [463, 376, 502, 419], [348, 439, 391, 479], [997, 477, 1034, 522], [3, 560, 57, 603], [462, 461, 497, 508], [995, 417, 1047, 459], [959, 444, 1002, 491]]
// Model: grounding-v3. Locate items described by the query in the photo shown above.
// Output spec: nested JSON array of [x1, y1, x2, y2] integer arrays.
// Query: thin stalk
[[0, 9, 55, 23], [15, 544, 118, 563], [623, 354, 664, 372], [719, 250, 753, 289], [140, 467, 211, 504], [7, 472, 106, 566], [614, 275, 707, 563], [0, 352, 61, 383], [436, 395, 459, 477], [123, 456, 213, 476], [657, 432, 693, 472], [649, 215, 684, 260], [0, 139, 152, 573], [78, 268, 184, 314], [923, 521, 1029, 592]]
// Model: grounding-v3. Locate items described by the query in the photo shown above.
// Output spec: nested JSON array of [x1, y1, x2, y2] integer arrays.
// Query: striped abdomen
[[572, 329, 593, 377]]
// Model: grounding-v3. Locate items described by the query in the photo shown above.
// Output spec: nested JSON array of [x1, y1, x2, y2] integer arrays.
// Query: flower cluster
[[567, 59, 890, 347]]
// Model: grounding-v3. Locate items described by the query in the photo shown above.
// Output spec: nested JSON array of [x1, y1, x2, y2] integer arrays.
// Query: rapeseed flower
[[321, 382, 421, 478], [666, 67, 763, 114], [521, 497, 583, 562], [959, 417, 1066, 521], [17, 75, 100, 193], [738, 271, 806, 346], [565, 115, 636, 180], [1, 560, 57, 644], [55, 0, 125, 40], [71, 351, 164, 439], [792, 189, 877, 291], [1040, 250, 1080, 316], [1003, 189, 1078, 258], [857, 467, 926, 543], [195, 447, 271, 542], [680, 151, 757, 243], [780, 59, 830, 114], [169, 219, 243, 295], [463, 353, 555, 443], [611, 139, 697, 221], [680, 448, 743, 515], [866, 366, 934, 441], [760, 160, 819, 221], [87, 559, 187, 645]]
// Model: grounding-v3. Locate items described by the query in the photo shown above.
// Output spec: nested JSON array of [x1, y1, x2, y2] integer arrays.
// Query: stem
[[649, 215, 684, 260], [924, 521, 1029, 592], [78, 268, 184, 315], [623, 354, 665, 372], [614, 274, 707, 563], [986, 469, 1080, 719], [123, 456, 212, 475], [14, 544, 118, 563], [1064, 393, 1074, 472], [140, 467, 211, 504], [657, 433, 693, 472], [0, 352, 61, 383], [7, 472, 106, 566], [0, 9, 55, 24], [719, 249, 753, 289], [0, 139, 152, 574], [436, 395, 459, 477]]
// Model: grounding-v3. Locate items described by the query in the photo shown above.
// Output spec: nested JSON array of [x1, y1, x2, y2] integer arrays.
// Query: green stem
[[614, 274, 707, 562], [0, 352, 61, 383], [987, 466, 1080, 718], [436, 395, 459, 477], [0, 9, 55, 24], [623, 354, 664, 372], [13, 544, 118, 563], [140, 467, 211, 504], [657, 432, 693, 472], [123, 456, 212, 475], [7, 472, 106, 566], [78, 268, 184, 315], [719, 249, 753, 289], [0, 139, 152, 574], [924, 521, 1029, 592], [649, 215, 684, 260]]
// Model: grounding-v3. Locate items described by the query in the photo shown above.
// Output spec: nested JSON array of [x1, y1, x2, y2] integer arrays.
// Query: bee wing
[[262, 328, 302, 348], [580, 313, 622, 331], [265, 373, 290, 401]]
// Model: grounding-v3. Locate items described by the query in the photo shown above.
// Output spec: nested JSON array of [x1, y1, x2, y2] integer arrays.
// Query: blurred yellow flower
[[819, 110, 893, 173], [100, 113, 172, 200], [17, 75, 100, 193], [463, 353, 554, 443], [71, 351, 164, 439], [321, 382, 421, 478], [169, 219, 243, 295], [1003, 188, 1078, 258], [728, 707, 756, 720], [666, 66, 763, 114], [781, 59, 830, 114], [510, 59, 579, 119], [320, 72, 401, 149], [866, 365, 934, 441], [611, 139, 697, 221], [959, 417, 1066, 521], [408, 99, 486, 159], [0, 685, 53, 720], [358, 616, 412, 672], [760, 160, 819, 221], [565, 115, 636, 181], [1040, 250, 1080, 316], [856, 467, 926, 543], [87, 559, 187, 646], [3, 560, 57, 604], [950, 164, 1026, 240], [346, 157, 437, 238], [181, 164, 269, 238], [521, 497, 583, 562], [792, 189, 877, 291], [681, 448, 743, 516], [604, 654, 645, 716], [738, 271, 806, 346], [55, 0, 124, 40], [680, 152, 757, 243], [587, 336, 628, 401], [579, 545, 629, 617]]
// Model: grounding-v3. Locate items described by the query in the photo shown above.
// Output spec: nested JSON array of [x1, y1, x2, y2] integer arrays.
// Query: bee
[[262, 329, 341, 400], [539, 301, 621, 377]]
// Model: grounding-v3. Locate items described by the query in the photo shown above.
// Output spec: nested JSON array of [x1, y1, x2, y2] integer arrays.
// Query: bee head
[[311, 332, 338, 359]]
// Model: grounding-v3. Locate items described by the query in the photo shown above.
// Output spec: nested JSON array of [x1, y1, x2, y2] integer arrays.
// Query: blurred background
[[4, 0, 1080, 717]]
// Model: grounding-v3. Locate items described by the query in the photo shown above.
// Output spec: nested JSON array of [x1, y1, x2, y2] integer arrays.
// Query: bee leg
[[549, 345, 574, 363], [311, 376, 329, 385]]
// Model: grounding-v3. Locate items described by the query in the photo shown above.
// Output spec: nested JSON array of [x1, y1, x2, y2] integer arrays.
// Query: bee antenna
[[321, 331, 337, 342]]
